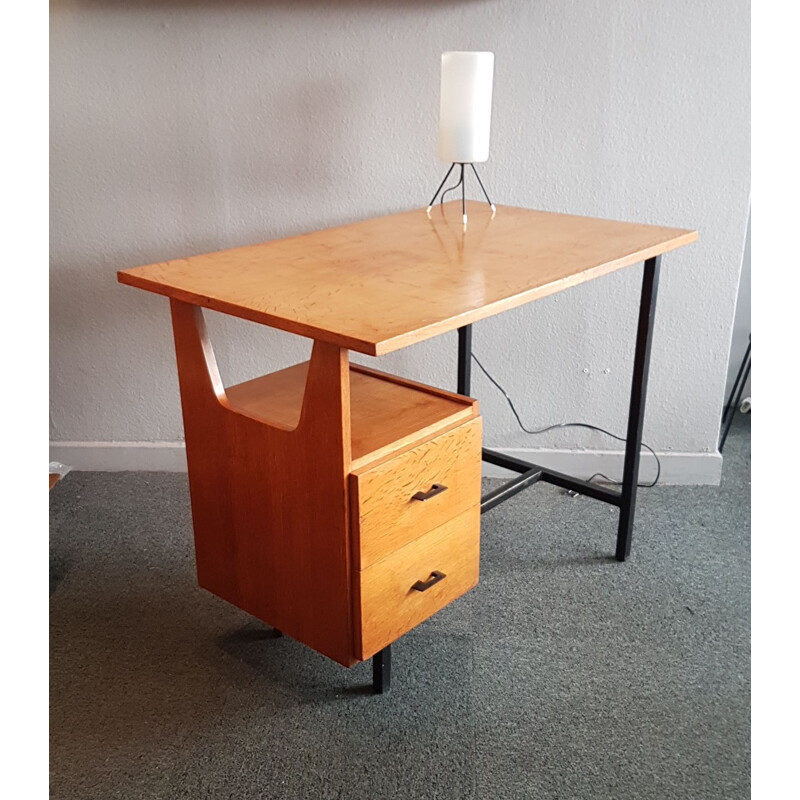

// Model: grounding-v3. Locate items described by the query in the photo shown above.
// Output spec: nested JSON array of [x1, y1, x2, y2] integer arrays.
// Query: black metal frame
[[372, 646, 391, 694], [718, 335, 750, 453], [369, 255, 662, 693], [466, 255, 661, 563]]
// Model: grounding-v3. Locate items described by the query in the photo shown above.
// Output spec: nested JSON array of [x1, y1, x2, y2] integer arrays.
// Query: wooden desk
[[119, 201, 696, 693]]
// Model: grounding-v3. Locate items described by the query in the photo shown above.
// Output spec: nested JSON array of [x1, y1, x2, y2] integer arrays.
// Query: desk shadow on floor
[[479, 547, 617, 575], [217, 621, 475, 709], [49, 550, 69, 595], [217, 622, 376, 702]]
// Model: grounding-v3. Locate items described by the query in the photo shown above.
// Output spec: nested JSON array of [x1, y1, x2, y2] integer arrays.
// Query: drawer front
[[351, 416, 482, 569], [357, 506, 480, 660]]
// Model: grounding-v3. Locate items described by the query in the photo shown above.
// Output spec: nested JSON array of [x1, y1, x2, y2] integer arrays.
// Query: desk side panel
[[170, 301, 357, 667]]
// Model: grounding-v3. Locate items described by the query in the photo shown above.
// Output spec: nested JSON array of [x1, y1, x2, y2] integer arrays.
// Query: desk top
[[118, 201, 697, 356]]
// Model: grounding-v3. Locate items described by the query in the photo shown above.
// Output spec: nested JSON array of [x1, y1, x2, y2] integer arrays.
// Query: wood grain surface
[[356, 506, 480, 660], [170, 300, 357, 666], [226, 361, 476, 470], [351, 417, 482, 568], [118, 201, 697, 356]]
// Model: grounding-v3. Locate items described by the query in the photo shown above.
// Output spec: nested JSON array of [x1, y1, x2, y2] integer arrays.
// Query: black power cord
[[471, 351, 661, 488]]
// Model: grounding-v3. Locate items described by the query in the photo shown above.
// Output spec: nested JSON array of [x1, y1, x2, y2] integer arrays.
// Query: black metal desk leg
[[458, 325, 473, 395], [372, 646, 391, 694], [616, 256, 661, 562], [719, 336, 751, 453]]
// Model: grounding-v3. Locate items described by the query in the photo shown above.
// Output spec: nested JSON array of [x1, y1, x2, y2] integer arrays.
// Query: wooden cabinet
[[166, 300, 481, 668]]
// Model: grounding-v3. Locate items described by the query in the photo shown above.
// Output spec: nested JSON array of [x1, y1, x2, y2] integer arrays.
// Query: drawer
[[356, 506, 480, 660], [350, 416, 482, 569]]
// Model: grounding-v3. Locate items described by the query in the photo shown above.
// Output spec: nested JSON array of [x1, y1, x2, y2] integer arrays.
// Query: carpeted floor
[[50, 417, 750, 799]]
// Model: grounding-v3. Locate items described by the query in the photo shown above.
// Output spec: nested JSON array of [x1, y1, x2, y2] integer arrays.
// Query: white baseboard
[[49, 441, 722, 485], [481, 447, 721, 486], [50, 441, 189, 472]]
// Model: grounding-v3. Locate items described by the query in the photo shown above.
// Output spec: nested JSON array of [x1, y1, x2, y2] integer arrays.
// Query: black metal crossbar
[[480, 465, 544, 513], [481, 446, 622, 510]]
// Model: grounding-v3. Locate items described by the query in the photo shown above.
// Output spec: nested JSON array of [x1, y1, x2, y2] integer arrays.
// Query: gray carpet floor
[[50, 417, 750, 799]]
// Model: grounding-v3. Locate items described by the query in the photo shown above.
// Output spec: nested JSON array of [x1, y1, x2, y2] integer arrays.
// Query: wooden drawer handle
[[411, 483, 448, 502], [411, 570, 447, 592]]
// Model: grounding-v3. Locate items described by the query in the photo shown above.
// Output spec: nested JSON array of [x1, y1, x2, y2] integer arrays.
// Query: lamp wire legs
[[426, 162, 496, 229], [469, 164, 495, 212], [426, 164, 456, 211]]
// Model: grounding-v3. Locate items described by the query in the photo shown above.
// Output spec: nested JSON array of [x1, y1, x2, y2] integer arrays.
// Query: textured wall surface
[[50, 0, 750, 474]]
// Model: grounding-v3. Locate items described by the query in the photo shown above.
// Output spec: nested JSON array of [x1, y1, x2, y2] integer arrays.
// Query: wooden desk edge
[[118, 228, 698, 358], [372, 228, 698, 355], [117, 271, 383, 355]]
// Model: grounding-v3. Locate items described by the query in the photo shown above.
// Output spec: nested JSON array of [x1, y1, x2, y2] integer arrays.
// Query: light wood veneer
[[118, 201, 697, 356], [226, 361, 477, 470], [356, 506, 480, 660], [170, 300, 356, 666], [350, 417, 482, 568], [165, 300, 480, 667]]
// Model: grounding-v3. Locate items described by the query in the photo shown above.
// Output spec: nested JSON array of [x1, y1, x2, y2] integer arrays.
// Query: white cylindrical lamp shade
[[438, 51, 494, 164]]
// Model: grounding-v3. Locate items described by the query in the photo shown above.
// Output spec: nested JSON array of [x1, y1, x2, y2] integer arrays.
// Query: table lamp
[[426, 51, 496, 229]]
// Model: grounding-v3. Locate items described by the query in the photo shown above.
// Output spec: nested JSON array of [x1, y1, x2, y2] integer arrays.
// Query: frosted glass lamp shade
[[438, 51, 494, 164]]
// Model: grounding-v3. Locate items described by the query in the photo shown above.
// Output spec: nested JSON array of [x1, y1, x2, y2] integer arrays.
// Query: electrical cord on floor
[[471, 351, 661, 488]]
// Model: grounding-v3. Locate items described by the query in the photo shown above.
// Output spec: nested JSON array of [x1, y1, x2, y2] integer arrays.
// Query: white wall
[[50, 0, 750, 483]]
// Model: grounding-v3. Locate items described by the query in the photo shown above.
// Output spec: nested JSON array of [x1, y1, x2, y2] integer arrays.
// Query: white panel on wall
[[725, 208, 751, 401]]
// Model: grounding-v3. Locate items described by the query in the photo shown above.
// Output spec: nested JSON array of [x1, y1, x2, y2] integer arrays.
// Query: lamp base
[[426, 163, 496, 229]]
